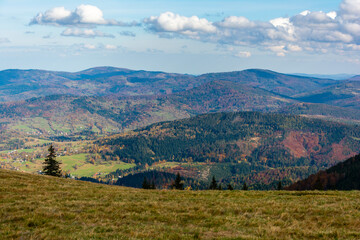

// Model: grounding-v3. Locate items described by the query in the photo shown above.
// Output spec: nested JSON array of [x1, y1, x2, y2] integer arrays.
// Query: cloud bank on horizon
[[28, 0, 360, 57]]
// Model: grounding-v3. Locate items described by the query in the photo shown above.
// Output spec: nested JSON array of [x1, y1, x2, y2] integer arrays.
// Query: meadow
[[1, 169, 359, 239]]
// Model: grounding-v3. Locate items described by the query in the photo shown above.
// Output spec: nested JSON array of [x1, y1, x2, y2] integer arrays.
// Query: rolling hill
[[286, 153, 360, 190], [94, 112, 360, 188], [197, 69, 337, 97], [294, 80, 360, 109]]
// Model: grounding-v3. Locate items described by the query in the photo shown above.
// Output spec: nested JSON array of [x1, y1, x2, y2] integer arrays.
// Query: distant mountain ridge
[[197, 69, 336, 96], [0, 67, 339, 102]]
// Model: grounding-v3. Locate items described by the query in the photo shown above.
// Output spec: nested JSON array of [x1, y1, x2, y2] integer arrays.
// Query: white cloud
[[287, 44, 302, 52], [30, 5, 138, 27], [217, 16, 255, 29], [144, 12, 216, 36], [268, 45, 287, 56], [83, 44, 96, 49], [105, 44, 117, 49], [340, 0, 360, 20], [61, 28, 115, 38], [143, 0, 360, 56]]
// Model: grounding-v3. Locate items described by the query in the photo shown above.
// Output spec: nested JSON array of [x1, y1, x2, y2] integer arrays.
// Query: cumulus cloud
[[61, 28, 115, 38], [143, 0, 360, 55], [144, 12, 216, 39], [82, 43, 97, 50], [30, 5, 138, 27], [340, 0, 360, 20]]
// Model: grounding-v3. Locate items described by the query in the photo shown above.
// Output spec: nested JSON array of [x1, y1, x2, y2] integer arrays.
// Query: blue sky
[[1, 0, 360, 75]]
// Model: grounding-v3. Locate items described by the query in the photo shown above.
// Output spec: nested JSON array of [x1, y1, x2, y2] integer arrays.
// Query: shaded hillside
[[114, 170, 204, 189], [95, 112, 360, 186], [197, 69, 336, 97], [277, 102, 360, 123], [294, 80, 360, 109], [348, 75, 360, 81], [286, 154, 360, 190]]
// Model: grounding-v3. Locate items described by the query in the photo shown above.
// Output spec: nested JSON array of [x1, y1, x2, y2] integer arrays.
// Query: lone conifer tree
[[209, 176, 218, 190], [277, 181, 282, 190], [173, 172, 184, 190], [42, 144, 62, 177], [142, 177, 150, 189], [150, 180, 156, 189], [242, 182, 248, 190], [227, 183, 234, 190]]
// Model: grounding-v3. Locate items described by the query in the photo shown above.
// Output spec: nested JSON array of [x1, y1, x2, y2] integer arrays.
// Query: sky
[[1, 0, 360, 75]]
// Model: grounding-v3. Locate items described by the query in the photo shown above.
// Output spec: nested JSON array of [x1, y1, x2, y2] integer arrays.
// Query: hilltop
[[1, 169, 360, 239]]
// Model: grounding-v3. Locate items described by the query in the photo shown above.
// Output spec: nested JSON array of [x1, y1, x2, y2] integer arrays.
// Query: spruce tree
[[242, 182, 248, 190], [277, 181, 282, 190], [42, 144, 62, 177], [142, 177, 150, 189], [150, 180, 156, 189], [209, 176, 218, 190], [173, 172, 184, 190], [227, 183, 233, 190]]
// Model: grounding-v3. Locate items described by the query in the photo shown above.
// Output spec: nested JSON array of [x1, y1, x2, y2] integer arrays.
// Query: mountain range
[[1, 67, 360, 139], [1, 66, 360, 188], [0, 67, 340, 102]]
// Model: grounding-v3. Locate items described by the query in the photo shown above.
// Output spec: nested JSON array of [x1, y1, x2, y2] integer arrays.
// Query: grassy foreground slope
[[1, 169, 360, 239]]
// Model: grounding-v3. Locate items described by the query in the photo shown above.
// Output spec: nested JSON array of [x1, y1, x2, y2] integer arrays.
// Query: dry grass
[[1, 169, 360, 239]]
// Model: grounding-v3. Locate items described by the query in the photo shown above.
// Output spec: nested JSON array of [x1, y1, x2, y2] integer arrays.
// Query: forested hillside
[[286, 153, 360, 190], [94, 112, 360, 188]]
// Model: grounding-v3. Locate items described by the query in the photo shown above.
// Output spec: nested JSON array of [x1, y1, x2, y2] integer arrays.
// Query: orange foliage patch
[[282, 131, 321, 158]]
